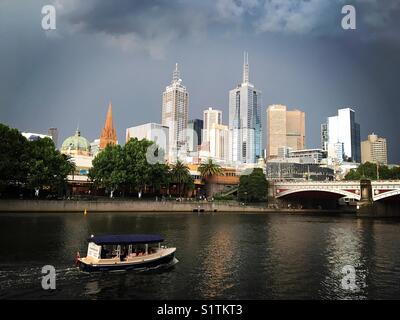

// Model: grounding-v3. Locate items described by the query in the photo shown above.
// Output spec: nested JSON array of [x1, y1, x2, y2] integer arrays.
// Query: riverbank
[[0, 199, 356, 214]]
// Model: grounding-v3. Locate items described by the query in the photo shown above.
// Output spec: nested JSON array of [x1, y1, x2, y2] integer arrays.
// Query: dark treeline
[[0, 123, 75, 198]]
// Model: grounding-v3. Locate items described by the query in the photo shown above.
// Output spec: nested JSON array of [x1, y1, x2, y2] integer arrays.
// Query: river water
[[0, 212, 400, 299]]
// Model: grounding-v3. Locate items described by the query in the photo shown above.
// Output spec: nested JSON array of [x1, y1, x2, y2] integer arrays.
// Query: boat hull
[[78, 250, 176, 272]]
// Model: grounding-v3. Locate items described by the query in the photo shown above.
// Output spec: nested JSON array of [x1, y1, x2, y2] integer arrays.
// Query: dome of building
[[61, 130, 91, 156]]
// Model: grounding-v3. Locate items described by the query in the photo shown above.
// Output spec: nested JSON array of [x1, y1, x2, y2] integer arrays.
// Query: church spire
[[99, 101, 117, 149], [243, 51, 249, 84]]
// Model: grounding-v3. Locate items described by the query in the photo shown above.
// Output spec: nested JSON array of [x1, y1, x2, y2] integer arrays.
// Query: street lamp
[[244, 191, 248, 205], [376, 161, 380, 180]]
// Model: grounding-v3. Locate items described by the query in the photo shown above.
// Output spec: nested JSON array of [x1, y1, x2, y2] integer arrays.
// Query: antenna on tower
[[172, 63, 180, 83], [243, 51, 249, 83]]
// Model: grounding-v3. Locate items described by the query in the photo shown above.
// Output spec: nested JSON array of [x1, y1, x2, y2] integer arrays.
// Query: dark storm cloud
[[1, 0, 399, 162], [57, 0, 400, 40]]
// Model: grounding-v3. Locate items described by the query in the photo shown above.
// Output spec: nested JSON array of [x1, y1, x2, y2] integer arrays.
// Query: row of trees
[[345, 162, 400, 180], [0, 123, 75, 197], [88, 138, 195, 197], [89, 138, 231, 198]]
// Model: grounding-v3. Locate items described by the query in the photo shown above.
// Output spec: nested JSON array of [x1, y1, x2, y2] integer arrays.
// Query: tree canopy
[[0, 123, 75, 197], [89, 138, 176, 197], [238, 168, 268, 202], [345, 162, 400, 180]]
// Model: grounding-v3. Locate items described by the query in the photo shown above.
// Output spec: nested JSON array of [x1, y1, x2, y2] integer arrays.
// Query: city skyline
[[1, 1, 399, 163]]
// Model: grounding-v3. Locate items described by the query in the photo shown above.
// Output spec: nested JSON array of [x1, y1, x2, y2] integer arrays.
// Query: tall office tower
[[361, 133, 388, 165], [266, 104, 305, 159], [162, 63, 189, 162], [203, 107, 222, 144], [48, 127, 58, 147], [187, 119, 203, 152], [228, 52, 262, 164], [99, 102, 118, 150], [209, 124, 230, 163], [321, 123, 328, 151], [326, 108, 361, 163]]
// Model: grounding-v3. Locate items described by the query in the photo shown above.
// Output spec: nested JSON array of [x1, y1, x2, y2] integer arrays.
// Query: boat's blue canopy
[[88, 234, 164, 245]]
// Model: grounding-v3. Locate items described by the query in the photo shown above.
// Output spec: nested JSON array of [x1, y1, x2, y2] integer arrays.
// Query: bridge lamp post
[[376, 161, 380, 180]]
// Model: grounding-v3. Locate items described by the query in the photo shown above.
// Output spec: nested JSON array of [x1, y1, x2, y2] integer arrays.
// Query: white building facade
[[325, 108, 361, 163]]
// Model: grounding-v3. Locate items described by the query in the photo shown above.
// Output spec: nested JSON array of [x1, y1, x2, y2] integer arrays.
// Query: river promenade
[[0, 199, 355, 214]]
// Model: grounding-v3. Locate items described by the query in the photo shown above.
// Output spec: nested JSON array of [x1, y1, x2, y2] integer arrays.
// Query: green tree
[[89, 144, 126, 197], [344, 169, 361, 180], [391, 166, 400, 179], [238, 168, 268, 202], [170, 160, 193, 198], [124, 138, 158, 197], [27, 137, 75, 196], [344, 162, 399, 181], [0, 123, 30, 190], [198, 158, 223, 197]]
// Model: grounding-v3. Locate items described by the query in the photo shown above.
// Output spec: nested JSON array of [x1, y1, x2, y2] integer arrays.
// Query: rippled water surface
[[1, 212, 400, 299]]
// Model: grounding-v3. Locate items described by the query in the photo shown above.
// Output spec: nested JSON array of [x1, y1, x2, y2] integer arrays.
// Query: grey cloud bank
[[0, 0, 399, 162]]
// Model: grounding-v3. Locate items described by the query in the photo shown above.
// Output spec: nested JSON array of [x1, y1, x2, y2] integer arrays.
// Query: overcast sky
[[0, 0, 399, 162]]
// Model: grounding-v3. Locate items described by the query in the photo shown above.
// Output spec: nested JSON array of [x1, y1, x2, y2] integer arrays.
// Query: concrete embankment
[[0, 199, 354, 214]]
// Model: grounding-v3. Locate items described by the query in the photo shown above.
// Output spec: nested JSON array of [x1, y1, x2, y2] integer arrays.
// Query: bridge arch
[[276, 188, 361, 200], [373, 189, 400, 201]]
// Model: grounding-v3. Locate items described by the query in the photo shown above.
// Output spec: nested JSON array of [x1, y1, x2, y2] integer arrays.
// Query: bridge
[[273, 180, 400, 202]]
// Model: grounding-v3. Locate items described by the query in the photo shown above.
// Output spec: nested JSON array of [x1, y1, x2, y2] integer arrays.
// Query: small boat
[[77, 234, 177, 272]]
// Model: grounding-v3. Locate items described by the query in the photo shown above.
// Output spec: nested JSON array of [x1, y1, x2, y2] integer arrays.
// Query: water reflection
[[1, 213, 400, 299], [321, 220, 368, 299]]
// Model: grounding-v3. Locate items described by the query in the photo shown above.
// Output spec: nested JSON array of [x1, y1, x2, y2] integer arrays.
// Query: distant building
[[126, 123, 169, 160], [90, 139, 100, 157], [99, 102, 118, 150], [327, 142, 345, 164], [60, 129, 93, 177], [266, 161, 334, 181], [277, 146, 292, 159], [48, 128, 58, 148], [187, 119, 203, 152], [324, 108, 360, 163], [229, 52, 262, 164], [287, 149, 326, 164], [361, 133, 388, 165], [162, 63, 189, 162], [203, 107, 222, 145], [266, 104, 305, 159], [21, 132, 52, 142], [321, 123, 328, 151]]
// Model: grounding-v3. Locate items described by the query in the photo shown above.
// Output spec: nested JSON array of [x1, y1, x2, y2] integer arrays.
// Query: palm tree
[[170, 160, 192, 198], [198, 158, 223, 197]]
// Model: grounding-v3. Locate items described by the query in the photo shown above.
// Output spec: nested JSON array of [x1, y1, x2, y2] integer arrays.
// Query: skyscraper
[[201, 108, 228, 162], [99, 102, 117, 150], [361, 133, 388, 165], [187, 119, 203, 152], [229, 52, 261, 164], [203, 107, 222, 145], [162, 63, 189, 162], [48, 127, 58, 148], [324, 108, 361, 163], [266, 104, 305, 159]]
